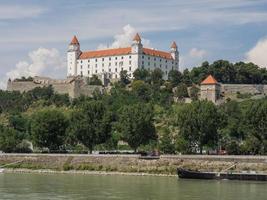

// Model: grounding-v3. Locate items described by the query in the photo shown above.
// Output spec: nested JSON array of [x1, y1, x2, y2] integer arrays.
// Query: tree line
[[0, 60, 266, 154]]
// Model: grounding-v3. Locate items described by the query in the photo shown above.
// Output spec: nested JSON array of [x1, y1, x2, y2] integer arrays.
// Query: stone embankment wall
[[0, 154, 266, 175]]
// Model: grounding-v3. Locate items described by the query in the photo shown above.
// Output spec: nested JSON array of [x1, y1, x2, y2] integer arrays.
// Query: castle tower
[[131, 33, 143, 54], [67, 36, 81, 77], [170, 41, 179, 65], [200, 75, 220, 103]]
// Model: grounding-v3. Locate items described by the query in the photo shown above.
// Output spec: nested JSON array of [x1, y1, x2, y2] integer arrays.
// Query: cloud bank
[[0, 48, 65, 89], [97, 24, 150, 49], [245, 37, 267, 68]]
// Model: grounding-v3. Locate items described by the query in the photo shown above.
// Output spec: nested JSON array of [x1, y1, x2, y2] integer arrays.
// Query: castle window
[[148, 57, 150, 60], [121, 67, 124, 71], [129, 67, 131, 71], [166, 71, 167, 75], [115, 74, 117, 79], [95, 59, 97, 62], [88, 64, 90, 68], [172, 61, 174, 64], [109, 57, 111, 61], [142, 55, 144, 59], [115, 57, 117, 60], [165, 60, 168, 63], [160, 59, 162, 62], [165, 65, 167, 69], [115, 62, 117, 66], [160, 64, 162, 68], [109, 63, 111, 66], [81, 71, 83, 76], [109, 68, 111, 72], [102, 63, 104, 67], [129, 61, 131, 65], [81, 60, 83, 63], [176, 62, 178, 65], [102, 58, 104, 61], [121, 56, 124, 59], [81, 66, 83, 69], [115, 68, 117, 72], [88, 70, 90, 74], [129, 56, 131, 59], [95, 70, 97, 73], [102, 69, 104, 72], [148, 62, 150, 66], [88, 60, 90, 62], [154, 58, 156, 61], [95, 64, 97, 67], [154, 63, 156, 67]]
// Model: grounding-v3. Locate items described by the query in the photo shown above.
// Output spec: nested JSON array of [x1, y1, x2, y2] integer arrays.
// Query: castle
[[67, 33, 179, 80], [6, 33, 267, 102]]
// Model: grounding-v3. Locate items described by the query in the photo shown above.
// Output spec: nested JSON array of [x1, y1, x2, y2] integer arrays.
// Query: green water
[[0, 173, 266, 200]]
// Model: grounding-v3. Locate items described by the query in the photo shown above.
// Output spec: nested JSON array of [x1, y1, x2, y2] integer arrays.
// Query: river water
[[0, 173, 266, 200]]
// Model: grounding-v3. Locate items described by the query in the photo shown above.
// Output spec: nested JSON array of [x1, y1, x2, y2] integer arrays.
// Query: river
[[0, 173, 266, 200]]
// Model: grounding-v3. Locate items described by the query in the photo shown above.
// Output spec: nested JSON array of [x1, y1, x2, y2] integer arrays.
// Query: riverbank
[[0, 154, 266, 175]]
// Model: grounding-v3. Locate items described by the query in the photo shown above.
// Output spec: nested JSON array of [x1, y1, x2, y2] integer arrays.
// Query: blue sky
[[1, 0, 267, 88]]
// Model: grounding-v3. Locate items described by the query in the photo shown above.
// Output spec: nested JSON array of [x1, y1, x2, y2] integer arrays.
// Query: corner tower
[[170, 41, 179, 69], [200, 75, 220, 103], [67, 36, 81, 77], [131, 33, 143, 54]]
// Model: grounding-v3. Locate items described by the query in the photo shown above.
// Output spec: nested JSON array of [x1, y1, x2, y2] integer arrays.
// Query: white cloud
[[0, 5, 46, 20], [180, 48, 208, 70], [0, 48, 65, 90], [245, 37, 267, 68], [189, 48, 207, 58], [97, 24, 150, 49]]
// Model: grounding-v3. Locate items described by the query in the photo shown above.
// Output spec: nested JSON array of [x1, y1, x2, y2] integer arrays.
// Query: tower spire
[[70, 35, 79, 45], [133, 33, 141, 42]]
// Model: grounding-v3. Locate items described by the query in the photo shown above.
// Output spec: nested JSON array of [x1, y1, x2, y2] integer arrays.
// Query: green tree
[[68, 101, 112, 153], [244, 99, 267, 154], [159, 128, 175, 154], [133, 68, 150, 82], [116, 103, 157, 152], [0, 125, 23, 153], [131, 80, 151, 102], [176, 101, 222, 154], [151, 68, 163, 85], [175, 83, 189, 100], [168, 69, 182, 87], [119, 70, 130, 85], [87, 75, 102, 85], [189, 85, 200, 101], [31, 109, 68, 151]]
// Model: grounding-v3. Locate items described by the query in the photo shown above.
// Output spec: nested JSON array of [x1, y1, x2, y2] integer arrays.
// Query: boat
[[177, 168, 267, 181], [0, 168, 4, 173]]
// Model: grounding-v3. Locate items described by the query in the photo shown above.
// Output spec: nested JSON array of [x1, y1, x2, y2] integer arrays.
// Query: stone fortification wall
[[6, 76, 103, 98], [221, 84, 267, 95]]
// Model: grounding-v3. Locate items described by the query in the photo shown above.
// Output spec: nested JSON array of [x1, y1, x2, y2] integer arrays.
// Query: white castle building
[[67, 33, 179, 80]]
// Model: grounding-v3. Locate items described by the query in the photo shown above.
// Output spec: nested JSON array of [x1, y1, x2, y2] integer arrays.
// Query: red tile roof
[[133, 33, 141, 42], [79, 47, 132, 59], [79, 47, 173, 60], [143, 48, 173, 59], [201, 75, 218, 85], [171, 41, 177, 49], [70, 36, 79, 45]]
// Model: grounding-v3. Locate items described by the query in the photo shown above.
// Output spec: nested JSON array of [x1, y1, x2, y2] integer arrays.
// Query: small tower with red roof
[[131, 33, 143, 54], [170, 41, 179, 70], [200, 75, 220, 103], [67, 35, 81, 77]]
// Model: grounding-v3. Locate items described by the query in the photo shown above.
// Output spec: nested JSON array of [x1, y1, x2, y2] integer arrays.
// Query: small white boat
[[0, 168, 4, 173]]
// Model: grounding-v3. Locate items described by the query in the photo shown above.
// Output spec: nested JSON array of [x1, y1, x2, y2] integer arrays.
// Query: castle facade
[[67, 33, 179, 80]]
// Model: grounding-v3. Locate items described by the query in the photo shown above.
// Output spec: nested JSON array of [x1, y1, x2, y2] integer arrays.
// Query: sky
[[1, 0, 267, 89]]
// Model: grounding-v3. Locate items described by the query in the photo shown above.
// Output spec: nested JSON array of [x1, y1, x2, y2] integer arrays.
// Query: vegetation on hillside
[[0, 60, 266, 154]]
